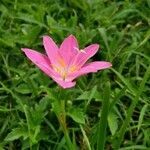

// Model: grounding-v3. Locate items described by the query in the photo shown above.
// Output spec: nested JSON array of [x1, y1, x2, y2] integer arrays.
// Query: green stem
[[57, 100, 74, 150], [23, 105, 32, 150]]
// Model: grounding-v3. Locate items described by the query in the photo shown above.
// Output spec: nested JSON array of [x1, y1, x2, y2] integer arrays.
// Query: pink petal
[[22, 48, 61, 79], [43, 35, 62, 66], [59, 35, 79, 64], [53, 78, 76, 89], [81, 61, 112, 71], [70, 44, 99, 68], [66, 61, 112, 81]]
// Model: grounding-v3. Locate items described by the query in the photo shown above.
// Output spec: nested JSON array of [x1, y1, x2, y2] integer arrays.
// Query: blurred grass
[[0, 0, 150, 149]]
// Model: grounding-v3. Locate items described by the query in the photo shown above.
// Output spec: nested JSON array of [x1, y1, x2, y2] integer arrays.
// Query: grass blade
[[97, 81, 110, 150]]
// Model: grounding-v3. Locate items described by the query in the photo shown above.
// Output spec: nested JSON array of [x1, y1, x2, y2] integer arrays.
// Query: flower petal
[[81, 61, 112, 72], [53, 78, 76, 89], [66, 61, 112, 81], [59, 35, 79, 64], [22, 48, 61, 79], [43, 35, 61, 65], [71, 44, 99, 68]]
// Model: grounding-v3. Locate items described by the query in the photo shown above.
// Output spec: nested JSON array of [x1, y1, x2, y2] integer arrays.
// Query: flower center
[[53, 65, 78, 80], [52, 59, 78, 80]]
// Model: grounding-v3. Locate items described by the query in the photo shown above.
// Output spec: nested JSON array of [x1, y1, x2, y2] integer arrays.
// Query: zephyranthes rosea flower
[[22, 35, 112, 88]]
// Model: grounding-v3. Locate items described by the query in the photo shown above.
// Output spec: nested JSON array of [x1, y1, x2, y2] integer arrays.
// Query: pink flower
[[22, 35, 112, 89]]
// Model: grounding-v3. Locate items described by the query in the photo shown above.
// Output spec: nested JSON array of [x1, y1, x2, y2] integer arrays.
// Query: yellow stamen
[[52, 62, 78, 80], [69, 65, 78, 73]]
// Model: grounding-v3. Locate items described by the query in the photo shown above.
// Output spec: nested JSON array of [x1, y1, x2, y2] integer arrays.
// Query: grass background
[[0, 0, 150, 149]]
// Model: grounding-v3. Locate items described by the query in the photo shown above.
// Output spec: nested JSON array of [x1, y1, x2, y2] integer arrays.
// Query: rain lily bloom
[[22, 35, 112, 88]]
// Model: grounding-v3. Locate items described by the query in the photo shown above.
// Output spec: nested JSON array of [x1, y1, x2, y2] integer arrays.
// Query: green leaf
[[5, 128, 27, 141], [77, 86, 102, 101], [68, 108, 85, 124], [98, 27, 111, 59], [137, 104, 148, 133], [108, 111, 118, 135], [15, 83, 32, 94], [97, 81, 111, 150]]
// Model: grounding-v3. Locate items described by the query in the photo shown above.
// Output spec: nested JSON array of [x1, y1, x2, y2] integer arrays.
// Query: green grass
[[0, 0, 150, 149]]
